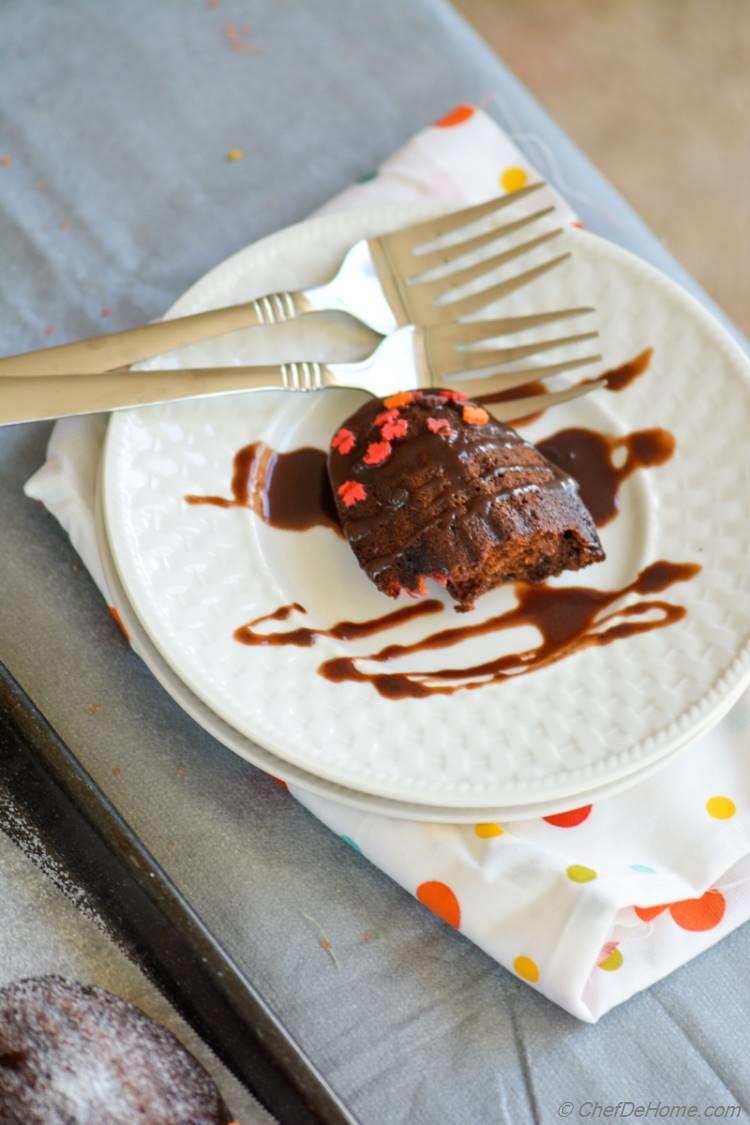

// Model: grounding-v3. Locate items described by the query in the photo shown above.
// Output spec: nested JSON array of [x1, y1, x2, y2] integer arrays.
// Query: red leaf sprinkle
[[381, 417, 408, 441], [363, 440, 392, 466], [426, 417, 453, 437], [337, 480, 367, 507], [331, 427, 356, 455]]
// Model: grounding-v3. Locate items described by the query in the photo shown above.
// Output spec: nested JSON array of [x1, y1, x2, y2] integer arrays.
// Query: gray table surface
[[1, 2, 747, 1122]]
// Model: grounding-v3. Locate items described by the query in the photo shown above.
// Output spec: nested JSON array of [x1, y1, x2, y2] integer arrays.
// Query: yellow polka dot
[[706, 795, 736, 819], [513, 955, 539, 983], [500, 166, 528, 193], [566, 864, 598, 883], [227, 148, 244, 162], [598, 948, 624, 972], [474, 822, 504, 838]]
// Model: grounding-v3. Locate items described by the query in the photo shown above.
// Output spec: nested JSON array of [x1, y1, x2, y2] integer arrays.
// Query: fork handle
[[0, 365, 314, 425], [0, 292, 312, 378]]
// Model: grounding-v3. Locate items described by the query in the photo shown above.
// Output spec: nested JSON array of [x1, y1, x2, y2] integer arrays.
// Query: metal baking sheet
[[0, 661, 357, 1125]]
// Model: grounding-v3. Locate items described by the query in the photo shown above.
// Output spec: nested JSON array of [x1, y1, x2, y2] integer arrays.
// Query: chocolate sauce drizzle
[[235, 562, 701, 700], [319, 560, 700, 698], [235, 599, 442, 648], [474, 347, 654, 418], [185, 345, 696, 700]]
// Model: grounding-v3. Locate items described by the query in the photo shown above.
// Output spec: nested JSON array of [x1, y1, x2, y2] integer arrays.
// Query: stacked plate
[[98, 204, 750, 823]]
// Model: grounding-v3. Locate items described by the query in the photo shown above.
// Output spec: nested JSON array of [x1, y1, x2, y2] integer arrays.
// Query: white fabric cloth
[[25, 107, 750, 1022]]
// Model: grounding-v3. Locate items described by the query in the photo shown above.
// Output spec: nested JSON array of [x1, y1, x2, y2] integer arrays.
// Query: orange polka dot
[[416, 880, 461, 928], [500, 166, 528, 193], [634, 903, 669, 923], [543, 804, 592, 828], [435, 104, 475, 128], [669, 889, 725, 932], [513, 955, 539, 983]]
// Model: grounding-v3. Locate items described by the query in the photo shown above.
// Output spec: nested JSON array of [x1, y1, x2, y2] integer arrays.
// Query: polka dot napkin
[[25, 106, 750, 1022]]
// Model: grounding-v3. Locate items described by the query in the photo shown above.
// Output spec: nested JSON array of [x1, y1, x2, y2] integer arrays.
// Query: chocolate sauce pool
[[185, 348, 696, 699], [538, 427, 675, 527], [186, 443, 340, 534]]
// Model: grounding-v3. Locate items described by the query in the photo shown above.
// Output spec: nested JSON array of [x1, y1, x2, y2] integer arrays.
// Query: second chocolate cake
[[0, 975, 233, 1124], [328, 390, 604, 611]]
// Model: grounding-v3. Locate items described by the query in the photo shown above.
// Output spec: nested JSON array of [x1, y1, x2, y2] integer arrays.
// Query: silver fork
[[0, 185, 568, 377], [0, 313, 603, 426]]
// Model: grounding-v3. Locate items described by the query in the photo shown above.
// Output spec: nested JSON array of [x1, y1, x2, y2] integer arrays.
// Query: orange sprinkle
[[384, 391, 413, 409], [462, 405, 489, 425], [112, 767, 121, 778], [331, 427, 356, 455], [0, 155, 12, 168], [374, 408, 399, 426], [337, 480, 367, 507], [177, 767, 186, 778], [441, 389, 467, 402], [44, 324, 55, 337], [413, 576, 428, 596], [85, 703, 102, 716], [101, 306, 112, 318], [227, 148, 244, 162], [363, 440, 391, 466], [271, 776, 289, 791]]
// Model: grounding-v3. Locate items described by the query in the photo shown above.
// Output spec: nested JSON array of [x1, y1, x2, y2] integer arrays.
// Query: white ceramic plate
[[97, 470, 734, 823], [103, 204, 750, 808]]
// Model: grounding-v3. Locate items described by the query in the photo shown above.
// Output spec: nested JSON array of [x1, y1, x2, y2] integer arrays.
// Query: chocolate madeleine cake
[[0, 975, 233, 1124], [328, 390, 604, 610]]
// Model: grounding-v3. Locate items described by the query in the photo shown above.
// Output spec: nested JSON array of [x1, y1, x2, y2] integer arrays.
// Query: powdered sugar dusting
[[0, 795, 106, 931]]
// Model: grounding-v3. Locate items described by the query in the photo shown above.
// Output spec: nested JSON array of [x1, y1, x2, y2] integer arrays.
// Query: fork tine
[[486, 378, 606, 423], [410, 206, 556, 274], [429, 308, 596, 345], [440, 253, 571, 319], [439, 333, 599, 375], [384, 183, 549, 251], [453, 355, 603, 398], [411, 229, 563, 295]]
